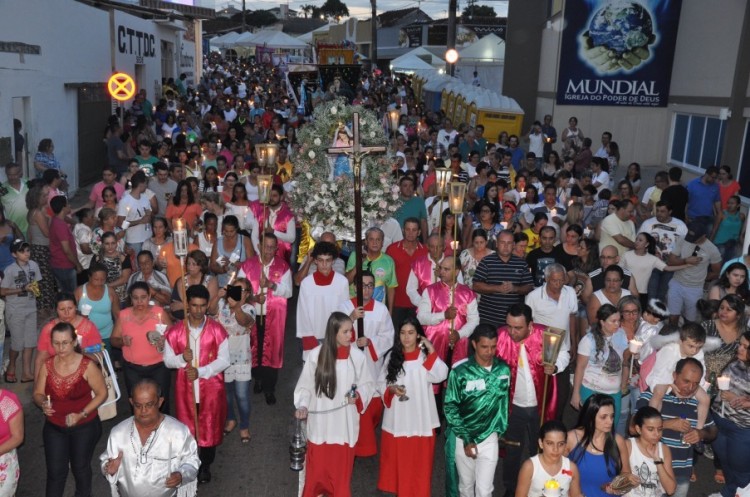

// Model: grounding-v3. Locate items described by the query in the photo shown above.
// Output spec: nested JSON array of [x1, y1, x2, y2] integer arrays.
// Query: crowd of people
[[0, 53, 748, 497]]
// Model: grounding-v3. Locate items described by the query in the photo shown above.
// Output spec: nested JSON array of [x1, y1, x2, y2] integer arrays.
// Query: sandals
[[715, 471, 725, 484], [240, 430, 251, 444], [4, 372, 17, 383], [223, 420, 237, 435]]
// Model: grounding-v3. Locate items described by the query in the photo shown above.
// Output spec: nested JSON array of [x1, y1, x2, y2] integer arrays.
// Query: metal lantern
[[542, 327, 566, 366], [258, 174, 274, 205], [255, 143, 268, 168], [264, 143, 279, 169], [172, 218, 188, 257], [289, 418, 307, 472], [388, 110, 400, 133], [435, 168, 452, 194], [448, 182, 467, 215]]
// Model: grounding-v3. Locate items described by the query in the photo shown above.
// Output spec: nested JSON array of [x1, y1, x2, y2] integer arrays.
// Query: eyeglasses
[[621, 309, 639, 315], [363, 283, 375, 289]]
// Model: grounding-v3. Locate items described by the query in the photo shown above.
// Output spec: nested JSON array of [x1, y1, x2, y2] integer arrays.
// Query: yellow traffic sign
[[108, 73, 136, 101]]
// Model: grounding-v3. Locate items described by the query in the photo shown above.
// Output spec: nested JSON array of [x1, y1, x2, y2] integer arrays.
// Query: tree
[[246, 10, 279, 27], [319, 0, 349, 20], [461, 4, 496, 18], [300, 4, 316, 18]]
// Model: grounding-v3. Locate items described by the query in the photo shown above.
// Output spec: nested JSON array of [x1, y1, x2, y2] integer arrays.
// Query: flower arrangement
[[288, 97, 401, 241]]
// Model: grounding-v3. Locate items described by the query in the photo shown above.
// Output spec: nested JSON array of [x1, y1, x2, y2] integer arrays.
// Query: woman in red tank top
[[32, 322, 108, 497]]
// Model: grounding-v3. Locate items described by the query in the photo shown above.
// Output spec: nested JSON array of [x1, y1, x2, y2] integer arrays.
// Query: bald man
[[581, 245, 638, 303]]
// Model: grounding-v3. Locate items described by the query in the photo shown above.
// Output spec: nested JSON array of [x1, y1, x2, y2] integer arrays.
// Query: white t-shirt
[[620, 251, 667, 293], [117, 192, 152, 243], [578, 328, 628, 394], [592, 171, 610, 195], [528, 133, 545, 158], [638, 216, 687, 258]]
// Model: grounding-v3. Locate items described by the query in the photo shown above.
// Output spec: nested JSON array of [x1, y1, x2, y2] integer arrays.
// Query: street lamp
[[445, 48, 459, 77]]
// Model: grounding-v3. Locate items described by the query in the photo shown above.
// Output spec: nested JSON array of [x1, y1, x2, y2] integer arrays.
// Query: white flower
[[305, 172, 313, 180], [313, 138, 321, 146], [308, 151, 316, 159], [330, 107, 337, 115], [329, 200, 336, 208], [320, 183, 328, 192], [379, 200, 387, 209], [370, 131, 376, 138]]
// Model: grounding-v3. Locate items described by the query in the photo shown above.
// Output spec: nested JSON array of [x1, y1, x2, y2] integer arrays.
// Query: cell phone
[[227, 285, 242, 301]]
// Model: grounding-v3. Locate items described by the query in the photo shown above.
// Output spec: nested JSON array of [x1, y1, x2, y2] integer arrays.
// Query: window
[[737, 120, 750, 198], [669, 113, 726, 171]]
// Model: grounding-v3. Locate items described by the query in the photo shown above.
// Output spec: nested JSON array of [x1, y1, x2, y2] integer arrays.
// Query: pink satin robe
[[165, 319, 228, 447], [240, 255, 289, 369], [423, 282, 475, 367], [495, 323, 558, 422], [411, 256, 438, 295], [249, 201, 295, 261]]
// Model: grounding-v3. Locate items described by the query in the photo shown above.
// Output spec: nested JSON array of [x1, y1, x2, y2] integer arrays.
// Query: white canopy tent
[[390, 54, 436, 74], [210, 31, 241, 49], [234, 29, 309, 49], [456, 33, 506, 91]]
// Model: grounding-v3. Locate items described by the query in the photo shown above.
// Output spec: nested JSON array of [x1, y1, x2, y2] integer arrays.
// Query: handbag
[[92, 352, 118, 421]]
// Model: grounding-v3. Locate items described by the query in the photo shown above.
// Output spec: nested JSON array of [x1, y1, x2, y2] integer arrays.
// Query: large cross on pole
[[327, 112, 387, 341]]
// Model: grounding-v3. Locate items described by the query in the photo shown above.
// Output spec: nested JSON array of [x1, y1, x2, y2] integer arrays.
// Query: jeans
[[647, 269, 673, 302], [672, 474, 691, 497], [43, 419, 102, 497], [52, 267, 78, 294], [225, 380, 251, 430], [713, 413, 750, 497]]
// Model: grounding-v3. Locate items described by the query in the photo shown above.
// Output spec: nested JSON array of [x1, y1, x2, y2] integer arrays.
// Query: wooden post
[[327, 112, 387, 342]]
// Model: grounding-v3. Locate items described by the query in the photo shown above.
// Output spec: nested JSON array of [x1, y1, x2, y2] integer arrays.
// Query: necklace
[[130, 419, 162, 468]]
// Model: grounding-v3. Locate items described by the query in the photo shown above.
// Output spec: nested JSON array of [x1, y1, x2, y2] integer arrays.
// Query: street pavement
[[11, 164, 722, 496]]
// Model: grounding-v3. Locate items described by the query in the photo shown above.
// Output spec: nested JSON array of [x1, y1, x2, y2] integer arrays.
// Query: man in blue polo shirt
[[637, 358, 717, 497], [686, 166, 720, 235]]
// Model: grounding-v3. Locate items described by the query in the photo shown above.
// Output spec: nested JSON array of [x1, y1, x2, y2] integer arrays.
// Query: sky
[[199, 0, 508, 21]]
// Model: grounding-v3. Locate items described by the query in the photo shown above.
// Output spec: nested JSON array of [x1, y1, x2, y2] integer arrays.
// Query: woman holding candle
[[33, 321, 108, 497], [199, 166, 220, 194], [34, 293, 103, 375], [195, 212, 218, 257], [141, 217, 172, 271], [217, 277, 255, 443], [617, 296, 642, 435], [75, 263, 119, 353], [210, 215, 254, 288], [377, 317, 447, 497], [0, 385, 23, 496], [516, 420, 584, 497], [226, 183, 252, 231], [92, 208, 126, 257], [170, 249, 219, 320], [110, 282, 173, 411], [166, 180, 202, 231], [711, 331, 750, 497], [93, 232, 132, 309], [221, 171, 238, 204]]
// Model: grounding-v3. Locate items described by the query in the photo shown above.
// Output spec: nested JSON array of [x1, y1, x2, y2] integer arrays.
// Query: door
[[77, 84, 110, 187], [12, 97, 31, 177]]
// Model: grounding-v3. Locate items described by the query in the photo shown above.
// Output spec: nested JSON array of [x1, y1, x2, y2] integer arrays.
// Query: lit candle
[[46, 394, 51, 406], [167, 439, 172, 475], [718, 376, 731, 390], [550, 208, 557, 218]]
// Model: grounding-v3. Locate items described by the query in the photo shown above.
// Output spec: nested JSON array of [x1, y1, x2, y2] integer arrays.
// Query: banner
[[556, 0, 682, 107]]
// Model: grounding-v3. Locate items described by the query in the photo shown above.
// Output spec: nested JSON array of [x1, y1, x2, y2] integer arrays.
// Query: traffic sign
[[107, 72, 136, 101]]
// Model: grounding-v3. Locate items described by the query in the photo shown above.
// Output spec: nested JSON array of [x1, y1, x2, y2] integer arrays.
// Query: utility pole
[[447, 0, 457, 76], [371, 0, 378, 67], [242, 0, 247, 32]]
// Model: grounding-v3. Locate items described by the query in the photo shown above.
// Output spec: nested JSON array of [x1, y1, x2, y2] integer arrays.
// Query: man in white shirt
[[148, 162, 178, 216], [525, 264, 576, 420], [437, 118, 458, 153], [639, 200, 689, 300], [594, 131, 612, 158]]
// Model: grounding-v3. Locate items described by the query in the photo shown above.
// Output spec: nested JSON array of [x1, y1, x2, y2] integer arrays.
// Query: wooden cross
[[327, 112, 387, 341]]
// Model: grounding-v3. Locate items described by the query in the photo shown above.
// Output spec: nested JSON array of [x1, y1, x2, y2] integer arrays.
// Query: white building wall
[[0, 0, 196, 191]]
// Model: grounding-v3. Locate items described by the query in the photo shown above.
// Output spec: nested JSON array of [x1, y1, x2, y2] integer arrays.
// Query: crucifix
[[327, 112, 387, 341]]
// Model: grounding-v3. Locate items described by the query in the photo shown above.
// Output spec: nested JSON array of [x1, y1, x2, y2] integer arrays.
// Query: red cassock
[[240, 255, 289, 369], [165, 319, 228, 447], [495, 323, 558, 422], [249, 200, 295, 261]]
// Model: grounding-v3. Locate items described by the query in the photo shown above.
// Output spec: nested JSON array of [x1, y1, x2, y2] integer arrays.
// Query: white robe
[[379, 351, 449, 437], [100, 415, 200, 497], [296, 273, 350, 360], [337, 299, 395, 392], [294, 345, 375, 446]]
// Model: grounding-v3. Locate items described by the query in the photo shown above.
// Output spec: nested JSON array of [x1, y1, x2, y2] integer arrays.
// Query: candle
[[717, 376, 731, 390], [46, 394, 51, 407], [550, 208, 557, 218], [628, 339, 643, 354], [157, 312, 162, 324], [167, 439, 172, 475]]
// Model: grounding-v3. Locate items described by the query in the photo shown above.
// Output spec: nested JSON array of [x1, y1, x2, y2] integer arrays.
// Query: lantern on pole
[[435, 167, 452, 237], [257, 173, 274, 325], [388, 110, 400, 137], [446, 182, 466, 361], [540, 327, 565, 427]]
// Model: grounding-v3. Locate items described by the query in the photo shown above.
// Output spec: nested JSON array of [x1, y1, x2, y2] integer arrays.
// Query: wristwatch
[[653, 459, 663, 465], [80, 409, 89, 418]]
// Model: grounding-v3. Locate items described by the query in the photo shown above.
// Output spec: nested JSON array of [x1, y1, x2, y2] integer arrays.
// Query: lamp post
[[446, 182, 466, 365], [257, 173, 274, 325], [435, 167, 452, 237], [540, 327, 565, 428], [445, 48, 459, 78]]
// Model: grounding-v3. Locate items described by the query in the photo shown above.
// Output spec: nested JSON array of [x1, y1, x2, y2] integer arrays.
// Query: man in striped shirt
[[637, 358, 717, 497], [472, 230, 533, 329]]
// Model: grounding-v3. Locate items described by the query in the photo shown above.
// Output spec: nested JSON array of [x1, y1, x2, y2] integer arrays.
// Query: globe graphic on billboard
[[588, 2, 654, 54]]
